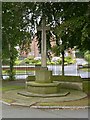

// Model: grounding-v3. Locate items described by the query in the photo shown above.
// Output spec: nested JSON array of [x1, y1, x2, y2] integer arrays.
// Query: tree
[[2, 2, 30, 80], [19, 38, 31, 56], [23, 2, 90, 75], [53, 2, 89, 75], [21, 2, 65, 68], [2, 2, 89, 78]]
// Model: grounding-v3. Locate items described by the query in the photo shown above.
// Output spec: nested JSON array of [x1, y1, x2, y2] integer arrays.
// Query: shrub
[[75, 50, 84, 58], [28, 56, 34, 60], [2, 59, 10, 65], [24, 58, 30, 64], [83, 80, 90, 95], [5, 70, 16, 81], [15, 60, 22, 65], [22, 55, 75, 65], [64, 56, 75, 64], [84, 51, 90, 63]]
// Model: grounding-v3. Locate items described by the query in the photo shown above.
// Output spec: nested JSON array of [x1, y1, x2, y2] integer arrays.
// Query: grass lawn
[[0, 81, 25, 101], [1, 85, 25, 92], [36, 97, 89, 106], [1, 80, 25, 92], [79, 68, 90, 72], [2, 70, 34, 75]]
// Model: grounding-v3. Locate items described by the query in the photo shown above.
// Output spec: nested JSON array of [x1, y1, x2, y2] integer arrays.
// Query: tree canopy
[[2, 2, 30, 80], [3, 2, 89, 54], [2, 2, 90, 78], [54, 3, 90, 51]]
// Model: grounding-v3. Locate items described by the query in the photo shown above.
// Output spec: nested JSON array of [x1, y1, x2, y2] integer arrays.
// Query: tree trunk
[[62, 50, 64, 76], [9, 45, 15, 81], [9, 55, 14, 81]]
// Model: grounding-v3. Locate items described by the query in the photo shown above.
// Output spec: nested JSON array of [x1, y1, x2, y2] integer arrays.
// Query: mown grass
[[1, 80, 90, 107], [2, 70, 34, 74], [36, 97, 89, 106], [79, 68, 90, 72], [2, 99, 14, 103], [0, 85, 25, 92]]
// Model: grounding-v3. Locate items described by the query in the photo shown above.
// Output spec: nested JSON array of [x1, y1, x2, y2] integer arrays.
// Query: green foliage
[[54, 3, 89, 51], [23, 56, 75, 65], [24, 58, 31, 64], [83, 81, 90, 94], [2, 3, 31, 80], [15, 59, 22, 65], [84, 51, 90, 63], [2, 85, 25, 92], [75, 50, 84, 58], [22, 56, 34, 64], [33, 60, 41, 65], [19, 38, 31, 55], [23, 57, 41, 65], [4, 69, 16, 81], [64, 56, 75, 64], [80, 68, 90, 72], [2, 59, 10, 65], [51, 45, 60, 56], [2, 2, 89, 78], [26, 76, 35, 81], [51, 75, 82, 82]]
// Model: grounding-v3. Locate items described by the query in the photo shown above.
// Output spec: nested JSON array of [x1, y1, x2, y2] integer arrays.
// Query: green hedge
[[51, 75, 82, 82], [26, 76, 35, 81], [26, 75, 82, 82], [60, 82, 82, 90], [83, 80, 90, 95]]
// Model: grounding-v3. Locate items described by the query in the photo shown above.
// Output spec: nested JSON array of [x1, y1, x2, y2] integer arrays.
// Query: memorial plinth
[[26, 68, 61, 94], [35, 69, 52, 83]]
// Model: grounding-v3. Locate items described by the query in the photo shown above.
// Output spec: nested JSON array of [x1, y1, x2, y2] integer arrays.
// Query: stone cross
[[37, 18, 50, 67]]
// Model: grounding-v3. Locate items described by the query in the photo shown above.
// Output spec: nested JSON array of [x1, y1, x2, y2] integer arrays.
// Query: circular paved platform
[[2, 88, 87, 107]]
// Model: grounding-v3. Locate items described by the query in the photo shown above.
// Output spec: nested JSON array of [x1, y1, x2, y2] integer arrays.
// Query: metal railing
[[2, 64, 90, 79]]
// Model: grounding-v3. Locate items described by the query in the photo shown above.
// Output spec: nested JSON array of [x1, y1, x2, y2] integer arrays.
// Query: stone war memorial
[[2, 3, 90, 112], [16, 14, 88, 103], [18, 17, 75, 97]]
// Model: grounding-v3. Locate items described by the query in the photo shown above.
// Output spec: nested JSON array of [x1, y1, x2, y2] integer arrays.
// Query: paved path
[[1, 103, 89, 118]]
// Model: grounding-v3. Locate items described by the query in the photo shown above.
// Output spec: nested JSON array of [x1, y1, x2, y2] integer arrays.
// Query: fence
[[2, 64, 63, 79], [2, 65, 35, 79], [2, 64, 89, 80]]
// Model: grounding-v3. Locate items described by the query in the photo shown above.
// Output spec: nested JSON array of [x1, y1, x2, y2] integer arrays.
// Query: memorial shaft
[[41, 18, 47, 67]]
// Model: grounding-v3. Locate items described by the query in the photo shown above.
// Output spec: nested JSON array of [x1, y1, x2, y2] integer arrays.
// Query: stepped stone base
[[26, 81, 61, 94], [18, 90, 70, 98], [25, 69, 69, 96]]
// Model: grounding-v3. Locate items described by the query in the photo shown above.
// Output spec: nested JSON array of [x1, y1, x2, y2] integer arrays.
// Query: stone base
[[35, 69, 52, 83], [26, 81, 61, 94], [18, 90, 70, 98]]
